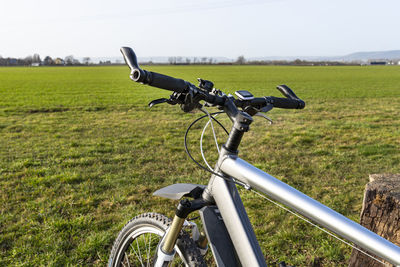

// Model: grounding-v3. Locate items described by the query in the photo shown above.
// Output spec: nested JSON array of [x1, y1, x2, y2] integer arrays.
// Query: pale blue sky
[[1, 0, 399, 59]]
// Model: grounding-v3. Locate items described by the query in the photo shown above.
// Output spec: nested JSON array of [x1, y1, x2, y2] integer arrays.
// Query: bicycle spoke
[[130, 242, 144, 267], [136, 238, 145, 266], [124, 252, 131, 267], [146, 233, 152, 267], [141, 234, 147, 266]]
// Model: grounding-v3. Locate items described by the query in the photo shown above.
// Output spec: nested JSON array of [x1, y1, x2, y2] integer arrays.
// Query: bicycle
[[108, 47, 400, 266]]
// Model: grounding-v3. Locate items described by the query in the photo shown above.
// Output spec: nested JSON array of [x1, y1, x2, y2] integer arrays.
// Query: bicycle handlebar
[[120, 47, 305, 111]]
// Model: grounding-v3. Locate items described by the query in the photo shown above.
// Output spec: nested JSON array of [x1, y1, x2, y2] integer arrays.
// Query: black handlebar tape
[[269, 96, 305, 109], [147, 71, 189, 93], [276, 84, 300, 100]]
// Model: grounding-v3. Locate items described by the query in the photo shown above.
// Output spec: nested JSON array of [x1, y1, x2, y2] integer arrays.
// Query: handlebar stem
[[225, 128, 245, 153], [222, 96, 254, 152]]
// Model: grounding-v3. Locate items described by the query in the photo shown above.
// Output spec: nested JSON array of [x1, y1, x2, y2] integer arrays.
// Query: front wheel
[[108, 212, 206, 267]]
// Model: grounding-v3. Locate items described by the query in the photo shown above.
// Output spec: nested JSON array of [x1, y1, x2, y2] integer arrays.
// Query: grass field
[[1, 65, 399, 266]]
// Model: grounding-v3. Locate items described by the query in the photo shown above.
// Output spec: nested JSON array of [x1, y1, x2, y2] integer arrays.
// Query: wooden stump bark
[[348, 174, 400, 267]]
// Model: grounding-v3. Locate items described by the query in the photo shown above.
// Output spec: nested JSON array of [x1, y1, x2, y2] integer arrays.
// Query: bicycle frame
[[203, 146, 400, 266]]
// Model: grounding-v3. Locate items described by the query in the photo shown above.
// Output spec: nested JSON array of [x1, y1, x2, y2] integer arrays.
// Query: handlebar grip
[[147, 71, 189, 93], [269, 96, 305, 109], [120, 47, 189, 93]]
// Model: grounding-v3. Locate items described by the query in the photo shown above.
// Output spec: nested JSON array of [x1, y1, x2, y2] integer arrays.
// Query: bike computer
[[235, 90, 254, 100]]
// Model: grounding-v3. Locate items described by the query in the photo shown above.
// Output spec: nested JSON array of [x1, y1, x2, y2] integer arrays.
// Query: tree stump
[[348, 174, 400, 267]]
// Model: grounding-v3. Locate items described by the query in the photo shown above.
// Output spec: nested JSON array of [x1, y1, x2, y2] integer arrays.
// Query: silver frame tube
[[218, 155, 400, 265], [208, 174, 267, 266]]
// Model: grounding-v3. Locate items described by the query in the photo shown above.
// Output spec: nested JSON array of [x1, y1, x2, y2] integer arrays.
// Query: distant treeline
[[141, 56, 361, 66], [244, 59, 359, 66], [0, 54, 377, 67], [0, 54, 114, 66]]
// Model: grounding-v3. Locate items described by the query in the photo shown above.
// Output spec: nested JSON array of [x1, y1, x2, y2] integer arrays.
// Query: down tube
[[220, 156, 400, 266]]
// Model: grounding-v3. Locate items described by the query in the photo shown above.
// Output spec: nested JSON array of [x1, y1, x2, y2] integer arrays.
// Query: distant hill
[[249, 50, 400, 63], [339, 50, 400, 61]]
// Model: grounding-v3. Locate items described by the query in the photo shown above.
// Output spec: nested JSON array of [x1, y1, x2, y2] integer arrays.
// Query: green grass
[[1, 65, 399, 266]]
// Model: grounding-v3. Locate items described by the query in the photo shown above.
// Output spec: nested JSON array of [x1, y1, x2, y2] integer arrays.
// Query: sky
[[1, 0, 400, 59]]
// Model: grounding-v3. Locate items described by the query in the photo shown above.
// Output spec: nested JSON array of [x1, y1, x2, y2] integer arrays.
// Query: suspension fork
[[154, 198, 207, 266]]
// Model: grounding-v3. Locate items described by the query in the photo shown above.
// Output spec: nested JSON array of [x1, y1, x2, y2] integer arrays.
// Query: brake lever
[[260, 103, 273, 113], [148, 91, 187, 108], [253, 103, 273, 124], [148, 98, 169, 108], [255, 112, 273, 124]]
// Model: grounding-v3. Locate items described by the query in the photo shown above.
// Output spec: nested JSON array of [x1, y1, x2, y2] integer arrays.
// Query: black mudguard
[[153, 183, 206, 200], [199, 206, 241, 267]]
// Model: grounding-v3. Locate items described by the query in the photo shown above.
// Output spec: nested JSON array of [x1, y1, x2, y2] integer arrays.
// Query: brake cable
[[184, 110, 226, 173], [200, 108, 222, 170], [183, 110, 253, 188]]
